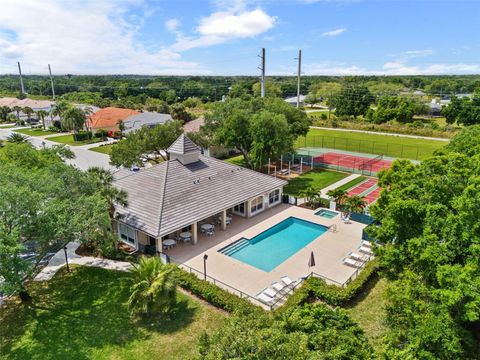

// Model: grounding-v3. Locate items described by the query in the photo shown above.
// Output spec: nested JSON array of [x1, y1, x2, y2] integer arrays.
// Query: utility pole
[[48, 64, 56, 100], [258, 48, 266, 98], [17, 62, 25, 95], [296, 49, 302, 108]]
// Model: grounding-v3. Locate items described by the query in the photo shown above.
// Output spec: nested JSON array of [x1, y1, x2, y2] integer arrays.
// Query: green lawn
[[0, 266, 226, 360], [283, 169, 349, 196], [14, 128, 58, 136], [224, 154, 246, 167], [335, 176, 367, 192], [49, 134, 102, 146], [90, 144, 114, 155], [346, 277, 388, 353], [0, 125, 16, 129], [296, 128, 447, 160]]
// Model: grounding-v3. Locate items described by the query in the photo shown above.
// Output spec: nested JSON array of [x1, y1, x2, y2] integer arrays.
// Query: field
[[14, 128, 59, 136], [283, 169, 349, 196], [90, 144, 114, 155], [49, 134, 102, 146], [346, 278, 388, 353], [296, 128, 447, 160], [0, 266, 226, 360]]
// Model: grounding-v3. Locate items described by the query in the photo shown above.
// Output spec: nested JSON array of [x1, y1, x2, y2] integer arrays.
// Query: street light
[[203, 254, 208, 281]]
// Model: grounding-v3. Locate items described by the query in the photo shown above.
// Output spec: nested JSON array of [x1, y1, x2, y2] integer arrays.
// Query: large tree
[[442, 94, 480, 126], [203, 96, 310, 169], [61, 107, 88, 133], [0, 143, 113, 300], [110, 120, 183, 167], [330, 84, 374, 118], [368, 126, 480, 358]]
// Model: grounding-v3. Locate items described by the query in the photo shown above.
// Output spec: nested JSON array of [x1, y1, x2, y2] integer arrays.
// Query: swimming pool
[[218, 217, 328, 272], [315, 209, 338, 219]]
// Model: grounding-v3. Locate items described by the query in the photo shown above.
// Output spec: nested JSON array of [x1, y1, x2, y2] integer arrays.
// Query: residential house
[[113, 134, 287, 253], [284, 95, 306, 106], [86, 107, 139, 134], [123, 112, 172, 134]]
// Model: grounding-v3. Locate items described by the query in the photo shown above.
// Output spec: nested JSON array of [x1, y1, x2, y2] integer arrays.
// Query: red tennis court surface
[[364, 187, 381, 204], [347, 179, 378, 196], [314, 152, 392, 173]]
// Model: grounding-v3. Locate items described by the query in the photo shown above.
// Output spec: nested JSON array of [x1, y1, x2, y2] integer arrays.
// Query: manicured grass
[[296, 128, 447, 160], [90, 144, 114, 155], [49, 134, 102, 146], [224, 154, 246, 167], [0, 125, 16, 129], [14, 128, 58, 136], [0, 266, 226, 360], [283, 169, 349, 196], [335, 176, 367, 192], [346, 277, 388, 353]]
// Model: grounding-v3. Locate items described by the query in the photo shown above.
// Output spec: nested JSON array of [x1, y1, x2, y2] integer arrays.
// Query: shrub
[[52, 120, 62, 129], [95, 129, 108, 139], [47, 126, 61, 133], [73, 131, 92, 141], [320, 113, 327, 120], [174, 268, 262, 314]]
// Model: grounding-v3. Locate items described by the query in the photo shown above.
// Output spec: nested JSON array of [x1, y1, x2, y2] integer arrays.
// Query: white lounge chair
[[349, 252, 368, 262], [256, 292, 275, 305], [272, 281, 286, 293], [343, 257, 363, 268], [280, 276, 295, 289], [263, 288, 278, 299], [359, 246, 373, 255], [362, 240, 373, 248]]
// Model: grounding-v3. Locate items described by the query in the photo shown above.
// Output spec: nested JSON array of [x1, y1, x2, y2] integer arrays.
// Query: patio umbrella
[[307, 251, 316, 276]]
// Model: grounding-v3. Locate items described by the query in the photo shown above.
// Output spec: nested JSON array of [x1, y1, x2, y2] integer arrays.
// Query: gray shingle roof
[[114, 155, 287, 238], [168, 134, 200, 154], [123, 112, 172, 134]]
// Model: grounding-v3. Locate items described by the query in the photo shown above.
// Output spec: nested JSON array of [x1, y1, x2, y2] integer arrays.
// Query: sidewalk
[[34, 242, 133, 281]]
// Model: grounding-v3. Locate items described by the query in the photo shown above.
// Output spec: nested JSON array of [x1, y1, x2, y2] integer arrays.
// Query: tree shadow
[[343, 274, 380, 309], [0, 266, 197, 360]]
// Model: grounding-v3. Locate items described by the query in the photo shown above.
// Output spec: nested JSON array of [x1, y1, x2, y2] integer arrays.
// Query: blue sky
[[0, 0, 479, 75]]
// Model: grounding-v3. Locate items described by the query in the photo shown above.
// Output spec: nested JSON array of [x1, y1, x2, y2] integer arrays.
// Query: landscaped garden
[[0, 266, 226, 360], [49, 134, 103, 146], [14, 128, 59, 136], [90, 143, 114, 155], [283, 169, 349, 197]]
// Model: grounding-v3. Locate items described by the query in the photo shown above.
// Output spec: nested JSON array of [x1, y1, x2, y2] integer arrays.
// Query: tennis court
[[314, 152, 392, 174], [347, 179, 378, 196]]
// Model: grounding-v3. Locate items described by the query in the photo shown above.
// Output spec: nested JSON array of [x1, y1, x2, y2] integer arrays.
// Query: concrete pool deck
[[166, 204, 368, 304]]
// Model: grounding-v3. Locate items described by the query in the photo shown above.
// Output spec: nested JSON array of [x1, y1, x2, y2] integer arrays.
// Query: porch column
[[221, 209, 227, 231], [192, 222, 198, 244], [156, 238, 163, 254]]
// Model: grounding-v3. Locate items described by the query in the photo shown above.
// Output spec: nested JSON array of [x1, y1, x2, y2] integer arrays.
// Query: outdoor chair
[[256, 292, 275, 306], [280, 276, 295, 289], [359, 245, 373, 255], [272, 281, 287, 293], [349, 252, 368, 262], [343, 257, 363, 268], [263, 288, 279, 299]]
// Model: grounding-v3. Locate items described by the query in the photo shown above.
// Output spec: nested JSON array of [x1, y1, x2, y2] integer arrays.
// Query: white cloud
[[0, 0, 208, 75], [165, 18, 181, 33], [172, 8, 276, 52], [322, 28, 346, 37]]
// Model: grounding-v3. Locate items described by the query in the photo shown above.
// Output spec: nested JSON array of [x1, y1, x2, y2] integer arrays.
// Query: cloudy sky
[[0, 0, 479, 75]]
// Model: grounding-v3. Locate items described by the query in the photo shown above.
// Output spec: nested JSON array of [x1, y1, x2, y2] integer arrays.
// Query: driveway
[[0, 127, 116, 171]]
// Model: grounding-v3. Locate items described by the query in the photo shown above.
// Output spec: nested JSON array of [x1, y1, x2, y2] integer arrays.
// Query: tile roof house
[[113, 134, 287, 252], [123, 112, 172, 134], [86, 107, 140, 133]]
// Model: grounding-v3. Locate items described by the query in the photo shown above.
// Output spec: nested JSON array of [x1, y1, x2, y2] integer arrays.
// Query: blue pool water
[[218, 217, 328, 272], [315, 209, 338, 219]]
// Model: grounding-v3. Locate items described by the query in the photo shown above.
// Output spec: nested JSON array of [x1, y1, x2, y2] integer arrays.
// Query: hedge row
[[279, 259, 380, 313], [174, 268, 263, 314]]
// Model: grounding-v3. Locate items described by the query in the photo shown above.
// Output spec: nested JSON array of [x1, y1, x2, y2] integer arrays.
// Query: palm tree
[[87, 167, 128, 220], [0, 106, 11, 122], [326, 188, 347, 210], [344, 195, 367, 215], [36, 110, 49, 130], [128, 257, 177, 316], [22, 107, 34, 122], [50, 100, 70, 122], [12, 106, 22, 122], [302, 187, 320, 209], [7, 133, 30, 144], [62, 107, 87, 134]]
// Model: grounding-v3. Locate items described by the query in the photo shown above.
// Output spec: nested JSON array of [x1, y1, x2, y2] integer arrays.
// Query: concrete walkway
[[319, 173, 361, 199], [34, 242, 133, 281], [310, 126, 450, 142]]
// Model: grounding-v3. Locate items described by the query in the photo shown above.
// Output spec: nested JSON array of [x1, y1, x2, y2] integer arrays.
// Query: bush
[[174, 268, 262, 314], [47, 126, 61, 133], [73, 131, 92, 141], [52, 120, 62, 129], [95, 129, 108, 139]]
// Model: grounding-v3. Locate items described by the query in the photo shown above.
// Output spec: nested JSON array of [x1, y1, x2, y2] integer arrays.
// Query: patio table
[[163, 239, 176, 248], [180, 232, 192, 239], [201, 224, 214, 231]]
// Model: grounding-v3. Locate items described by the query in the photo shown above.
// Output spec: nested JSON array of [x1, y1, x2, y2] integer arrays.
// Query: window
[[234, 202, 245, 215], [250, 196, 264, 214], [269, 189, 280, 204], [118, 223, 136, 244]]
